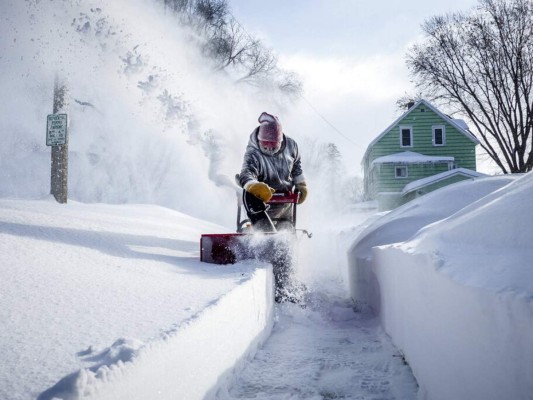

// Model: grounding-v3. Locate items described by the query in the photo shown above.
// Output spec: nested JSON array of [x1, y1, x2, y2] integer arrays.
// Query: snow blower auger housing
[[200, 189, 311, 265]]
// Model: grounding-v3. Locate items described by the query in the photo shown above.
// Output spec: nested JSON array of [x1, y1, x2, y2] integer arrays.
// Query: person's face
[[259, 139, 282, 156]]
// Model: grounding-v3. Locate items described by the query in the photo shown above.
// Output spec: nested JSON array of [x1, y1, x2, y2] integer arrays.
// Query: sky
[[229, 0, 482, 173]]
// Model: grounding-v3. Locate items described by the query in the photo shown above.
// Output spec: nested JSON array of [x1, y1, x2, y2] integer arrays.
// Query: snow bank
[[39, 267, 274, 400], [349, 173, 533, 399], [409, 171, 533, 293], [373, 247, 533, 400], [0, 199, 274, 400], [347, 175, 516, 309]]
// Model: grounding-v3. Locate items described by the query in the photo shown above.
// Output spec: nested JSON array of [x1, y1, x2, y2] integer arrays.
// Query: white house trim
[[432, 125, 446, 146], [401, 168, 487, 195], [395, 166, 408, 178], [371, 151, 454, 168], [400, 125, 413, 147]]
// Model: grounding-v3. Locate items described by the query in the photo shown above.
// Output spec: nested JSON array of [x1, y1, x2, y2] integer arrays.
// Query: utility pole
[[48, 75, 69, 203]]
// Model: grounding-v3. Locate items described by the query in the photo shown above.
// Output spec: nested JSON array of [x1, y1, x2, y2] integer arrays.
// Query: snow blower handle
[[267, 191, 300, 204], [270, 191, 312, 239]]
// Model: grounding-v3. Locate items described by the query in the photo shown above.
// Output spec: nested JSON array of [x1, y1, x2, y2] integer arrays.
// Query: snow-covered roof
[[362, 99, 480, 164], [452, 118, 469, 130], [401, 168, 487, 195], [371, 151, 454, 168]]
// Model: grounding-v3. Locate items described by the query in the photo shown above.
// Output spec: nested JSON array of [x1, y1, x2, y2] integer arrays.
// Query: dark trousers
[[242, 190, 295, 299]]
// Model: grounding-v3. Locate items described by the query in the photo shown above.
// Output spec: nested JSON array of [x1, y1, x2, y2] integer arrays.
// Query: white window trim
[[395, 165, 408, 178], [432, 125, 446, 146], [400, 125, 413, 148]]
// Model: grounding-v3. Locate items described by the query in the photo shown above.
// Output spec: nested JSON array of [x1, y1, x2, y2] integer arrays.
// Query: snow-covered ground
[[0, 198, 275, 399], [1, 198, 418, 400], [349, 173, 533, 400], [220, 298, 418, 400], [4, 176, 533, 400]]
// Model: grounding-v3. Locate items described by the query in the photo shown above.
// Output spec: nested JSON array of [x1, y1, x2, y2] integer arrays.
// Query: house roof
[[371, 151, 454, 168], [362, 99, 480, 164], [401, 168, 487, 195]]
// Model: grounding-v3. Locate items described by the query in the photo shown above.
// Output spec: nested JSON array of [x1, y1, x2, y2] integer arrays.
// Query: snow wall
[[38, 267, 274, 400], [348, 174, 533, 400], [373, 247, 533, 400]]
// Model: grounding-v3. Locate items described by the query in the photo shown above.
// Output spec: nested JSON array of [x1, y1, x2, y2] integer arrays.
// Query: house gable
[[362, 99, 478, 171]]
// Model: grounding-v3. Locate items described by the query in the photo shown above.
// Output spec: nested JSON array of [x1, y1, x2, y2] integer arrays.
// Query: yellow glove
[[246, 182, 276, 202], [296, 182, 308, 204]]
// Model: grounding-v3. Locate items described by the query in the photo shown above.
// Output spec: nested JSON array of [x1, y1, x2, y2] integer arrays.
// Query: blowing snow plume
[[0, 0, 287, 226], [0, 0, 362, 245]]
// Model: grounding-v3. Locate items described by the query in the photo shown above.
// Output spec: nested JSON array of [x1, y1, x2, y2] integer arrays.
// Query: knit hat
[[257, 112, 282, 144]]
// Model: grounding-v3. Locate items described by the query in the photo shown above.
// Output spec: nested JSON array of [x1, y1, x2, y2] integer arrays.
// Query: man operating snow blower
[[237, 112, 308, 302]]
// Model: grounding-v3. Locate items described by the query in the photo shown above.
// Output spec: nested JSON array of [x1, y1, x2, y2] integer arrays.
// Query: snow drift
[[349, 173, 533, 399], [38, 267, 274, 400], [0, 198, 275, 400]]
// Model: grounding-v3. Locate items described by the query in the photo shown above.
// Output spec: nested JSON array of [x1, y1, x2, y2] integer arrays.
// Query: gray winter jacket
[[239, 127, 305, 192]]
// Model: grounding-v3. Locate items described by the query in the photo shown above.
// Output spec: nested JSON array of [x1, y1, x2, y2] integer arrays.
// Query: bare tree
[[193, 0, 228, 33], [275, 70, 303, 97], [395, 92, 424, 112], [235, 40, 277, 84], [163, 0, 192, 15], [326, 143, 342, 179], [407, 0, 533, 173], [342, 176, 364, 203], [207, 19, 301, 93], [205, 17, 252, 69], [155, 0, 303, 99]]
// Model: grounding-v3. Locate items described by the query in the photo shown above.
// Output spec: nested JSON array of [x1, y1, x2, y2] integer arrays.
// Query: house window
[[433, 125, 446, 146], [395, 166, 408, 178], [400, 126, 413, 147]]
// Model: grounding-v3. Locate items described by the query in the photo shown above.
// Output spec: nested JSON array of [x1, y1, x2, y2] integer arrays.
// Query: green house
[[362, 99, 484, 210]]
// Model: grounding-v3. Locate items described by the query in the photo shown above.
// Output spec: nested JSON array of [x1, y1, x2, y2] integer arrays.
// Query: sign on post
[[46, 114, 68, 146]]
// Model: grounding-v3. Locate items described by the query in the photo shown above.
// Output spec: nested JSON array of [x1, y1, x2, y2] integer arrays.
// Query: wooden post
[[50, 75, 69, 203]]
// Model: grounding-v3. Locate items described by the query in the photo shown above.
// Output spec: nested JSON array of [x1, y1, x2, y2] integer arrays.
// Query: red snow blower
[[200, 189, 311, 265]]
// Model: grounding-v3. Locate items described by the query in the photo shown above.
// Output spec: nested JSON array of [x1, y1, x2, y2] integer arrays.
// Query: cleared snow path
[[218, 294, 418, 399], [214, 211, 419, 399]]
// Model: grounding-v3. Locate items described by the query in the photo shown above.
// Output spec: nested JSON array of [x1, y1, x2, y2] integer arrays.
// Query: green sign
[[46, 114, 68, 146]]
